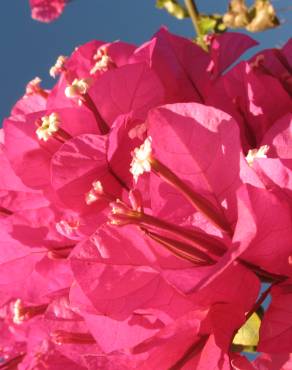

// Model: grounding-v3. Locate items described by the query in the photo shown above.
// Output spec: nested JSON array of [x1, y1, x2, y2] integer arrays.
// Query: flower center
[[35, 112, 72, 143], [35, 112, 60, 141]]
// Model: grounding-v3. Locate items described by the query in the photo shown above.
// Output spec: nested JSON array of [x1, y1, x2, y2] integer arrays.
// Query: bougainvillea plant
[[2, 0, 292, 369]]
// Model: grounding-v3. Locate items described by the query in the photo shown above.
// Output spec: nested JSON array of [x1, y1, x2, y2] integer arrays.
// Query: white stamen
[[90, 46, 113, 75], [130, 137, 152, 183], [85, 191, 98, 205], [92, 180, 103, 193], [25, 77, 42, 96], [108, 199, 136, 226], [246, 145, 269, 166], [85, 180, 104, 205], [36, 112, 60, 141], [50, 55, 67, 78], [13, 299, 24, 324], [65, 78, 91, 99]]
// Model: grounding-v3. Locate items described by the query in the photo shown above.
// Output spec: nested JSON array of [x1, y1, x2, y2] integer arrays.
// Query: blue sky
[[0, 0, 291, 124]]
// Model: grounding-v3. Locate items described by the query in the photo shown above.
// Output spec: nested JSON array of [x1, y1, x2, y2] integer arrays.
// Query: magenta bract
[[1, 29, 292, 368]]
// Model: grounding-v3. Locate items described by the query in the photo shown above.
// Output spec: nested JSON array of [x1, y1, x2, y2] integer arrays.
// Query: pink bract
[[0, 29, 292, 368]]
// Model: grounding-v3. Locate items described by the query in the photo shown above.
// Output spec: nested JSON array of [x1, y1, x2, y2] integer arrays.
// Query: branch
[[184, 0, 202, 37]]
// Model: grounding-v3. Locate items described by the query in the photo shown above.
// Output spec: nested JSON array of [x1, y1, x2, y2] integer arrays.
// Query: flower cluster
[[29, 0, 68, 22], [0, 29, 292, 369]]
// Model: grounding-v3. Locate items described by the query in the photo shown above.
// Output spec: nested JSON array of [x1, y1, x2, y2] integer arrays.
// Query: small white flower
[[50, 55, 67, 78], [36, 112, 60, 141], [65, 78, 91, 98], [85, 180, 104, 205], [90, 46, 113, 75], [130, 137, 153, 183], [13, 299, 24, 324], [246, 145, 269, 166]]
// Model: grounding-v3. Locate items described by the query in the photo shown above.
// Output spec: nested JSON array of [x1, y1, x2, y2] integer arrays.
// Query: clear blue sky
[[0, 0, 291, 124]]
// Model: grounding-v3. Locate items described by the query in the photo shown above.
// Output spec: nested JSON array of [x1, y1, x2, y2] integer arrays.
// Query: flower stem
[[150, 157, 231, 234], [239, 260, 287, 284], [184, 0, 202, 38], [245, 284, 273, 322]]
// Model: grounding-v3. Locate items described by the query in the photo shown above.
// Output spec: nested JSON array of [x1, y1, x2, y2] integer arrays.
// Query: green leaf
[[198, 15, 217, 34], [233, 312, 261, 347], [197, 14, 227, 36]]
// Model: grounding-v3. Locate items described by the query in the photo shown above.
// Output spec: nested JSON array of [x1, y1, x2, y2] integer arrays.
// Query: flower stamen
[[65, 78, 91, 100], [130, 137, 153, 183], [50, 55, 67, 78], [109, 199, 142, 226], [13, 299, 48, 324], [51, 330, 96, 345], [145, 230, 215, 266], [65, 78, 109, 134], [246, 145, 269, 166], [35, 112, 71, 143], [130, 137, 231, 233], [85, 180, 114, 205], [25, 77, 48, 99], [109, 200, 226, 259], [90, 46, 115, 75], [35, 112, 60, 141]]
